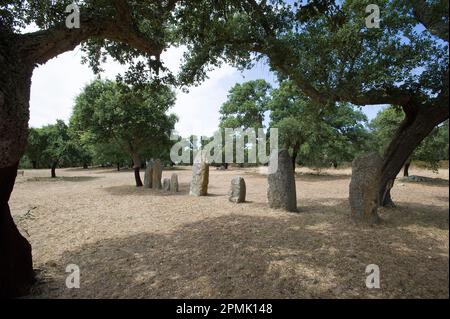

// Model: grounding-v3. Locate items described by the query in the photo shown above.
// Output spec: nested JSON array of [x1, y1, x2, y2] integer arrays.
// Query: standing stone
[[267, 149, 297, 212], [190, 153, 209, 196], [349, 152, 383, 224], [144, 160, 153, 188], [170, 173, 179, 193], [163, 178, 171, 191], [229, 176, 246, 203], [152, 159, 162, 189]]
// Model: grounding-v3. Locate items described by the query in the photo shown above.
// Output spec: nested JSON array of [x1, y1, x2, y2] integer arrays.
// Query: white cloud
[[29, 45, 255, 137]]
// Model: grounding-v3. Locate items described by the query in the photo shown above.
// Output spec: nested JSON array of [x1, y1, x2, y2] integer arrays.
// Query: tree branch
[[17, 7, 164, 66], [410, 0, 449, 42]]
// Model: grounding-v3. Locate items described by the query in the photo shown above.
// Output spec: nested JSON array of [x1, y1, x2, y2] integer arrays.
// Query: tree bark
[[378, 104, 449, 207], [131, 153, 143, 187], [291, 143, 300, 174], [0, 163, 35, 298], [0, 39, 35, 298], [403, 158, 411, 177], [1, 4, 164, 297], [51, 162, 57, 178]]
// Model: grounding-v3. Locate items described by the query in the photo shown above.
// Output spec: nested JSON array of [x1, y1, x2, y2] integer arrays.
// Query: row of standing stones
[[144, 159, 179, 192], [188, 149, 298, 211], [146, 149, 380, 220]]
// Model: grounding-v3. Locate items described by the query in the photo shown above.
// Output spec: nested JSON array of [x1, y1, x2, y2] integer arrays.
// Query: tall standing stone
[[152, 159, 162, 189], [144, 160, 153, 188], [229, 176, 246, 203], [170, 173, 179, 193], [190, 152, 209, 196], [267, 149, 297, 212], [163, 178, 171, 191], [349, 152, 383, 224]]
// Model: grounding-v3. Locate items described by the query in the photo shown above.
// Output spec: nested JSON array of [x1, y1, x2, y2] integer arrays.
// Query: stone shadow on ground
[[30, 211, 448, 299], [295, 172, 351, 182], [102, 183, 191, 196], [26, 176, 102, 182]]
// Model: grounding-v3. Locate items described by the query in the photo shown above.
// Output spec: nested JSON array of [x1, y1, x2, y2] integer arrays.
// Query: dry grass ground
[[9, 165, 449, 299]]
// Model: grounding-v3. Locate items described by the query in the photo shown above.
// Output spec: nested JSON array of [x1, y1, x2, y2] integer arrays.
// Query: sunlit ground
[[10, 166, 449, 298]]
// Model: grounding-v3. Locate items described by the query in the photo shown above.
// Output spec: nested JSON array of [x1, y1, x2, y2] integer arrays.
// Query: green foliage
[[269, 81, 370, 168], [219, 80, 272, 130], [35, 120, 87, 171], [91, 141, 129, 167], [70, 79, 178, 162], [24, 127, 46, 168]]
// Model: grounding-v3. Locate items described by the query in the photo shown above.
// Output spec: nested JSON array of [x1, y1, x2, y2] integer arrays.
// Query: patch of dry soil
[[10, 166, 449, 298]]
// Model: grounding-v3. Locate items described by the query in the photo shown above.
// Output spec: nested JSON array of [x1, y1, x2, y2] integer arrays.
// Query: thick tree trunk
[[378, 104, 449, 207], [51, 162, 57, 178], [1, 7, 163, 297], [0, 164, 35, 298], [0, 39, 35, 298]]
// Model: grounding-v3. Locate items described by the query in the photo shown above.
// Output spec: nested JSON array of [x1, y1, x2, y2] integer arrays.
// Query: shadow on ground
[[30, 207, 448, 299], [397, 175, 449, 187], [102, 183, 191, 196], [295, 172, 351, 182], [380, 202, 449, 230], [26, 176, 102, 182]]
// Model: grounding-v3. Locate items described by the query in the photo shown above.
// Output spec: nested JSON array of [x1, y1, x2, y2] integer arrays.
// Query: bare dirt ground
[[10, 165, 449, 299]]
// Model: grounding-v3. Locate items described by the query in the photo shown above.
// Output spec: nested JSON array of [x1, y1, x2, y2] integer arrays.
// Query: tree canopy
[[70, 79, 178, 186], [219, 80, 272, 130], [269, 80, 370, 169]]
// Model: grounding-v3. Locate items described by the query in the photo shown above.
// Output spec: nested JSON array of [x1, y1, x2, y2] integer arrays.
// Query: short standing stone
[[190, 158, 209, 196], [229, 176, 246, 203], [163, 178, 171, 191], [267, 149, 297, 212], [144, 160, 153, 188], [170, 173, 179, 193], [152, 159, 162, 189], [349, 152, 382, 223]]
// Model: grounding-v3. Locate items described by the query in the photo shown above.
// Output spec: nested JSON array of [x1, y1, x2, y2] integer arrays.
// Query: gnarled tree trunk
[[349, 103, 448, 223], [1, 4, 163, 297], [0, 38, 36, 298], [378, 103, 449, 207]]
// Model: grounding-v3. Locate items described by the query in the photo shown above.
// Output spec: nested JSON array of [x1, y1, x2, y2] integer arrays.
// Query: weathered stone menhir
[[170, 173, 179, 193], [144, 160, 153, 188], [267, 149, 297, 212], [229, 176, 246, 203], [163, 178, 171, 191], [190, 155, 209, 196], [152, 159, 162, 189], [349, 152, 383, 224]]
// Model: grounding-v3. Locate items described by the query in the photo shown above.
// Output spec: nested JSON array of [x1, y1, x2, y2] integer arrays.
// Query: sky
[[29, 45, 385, 137]]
